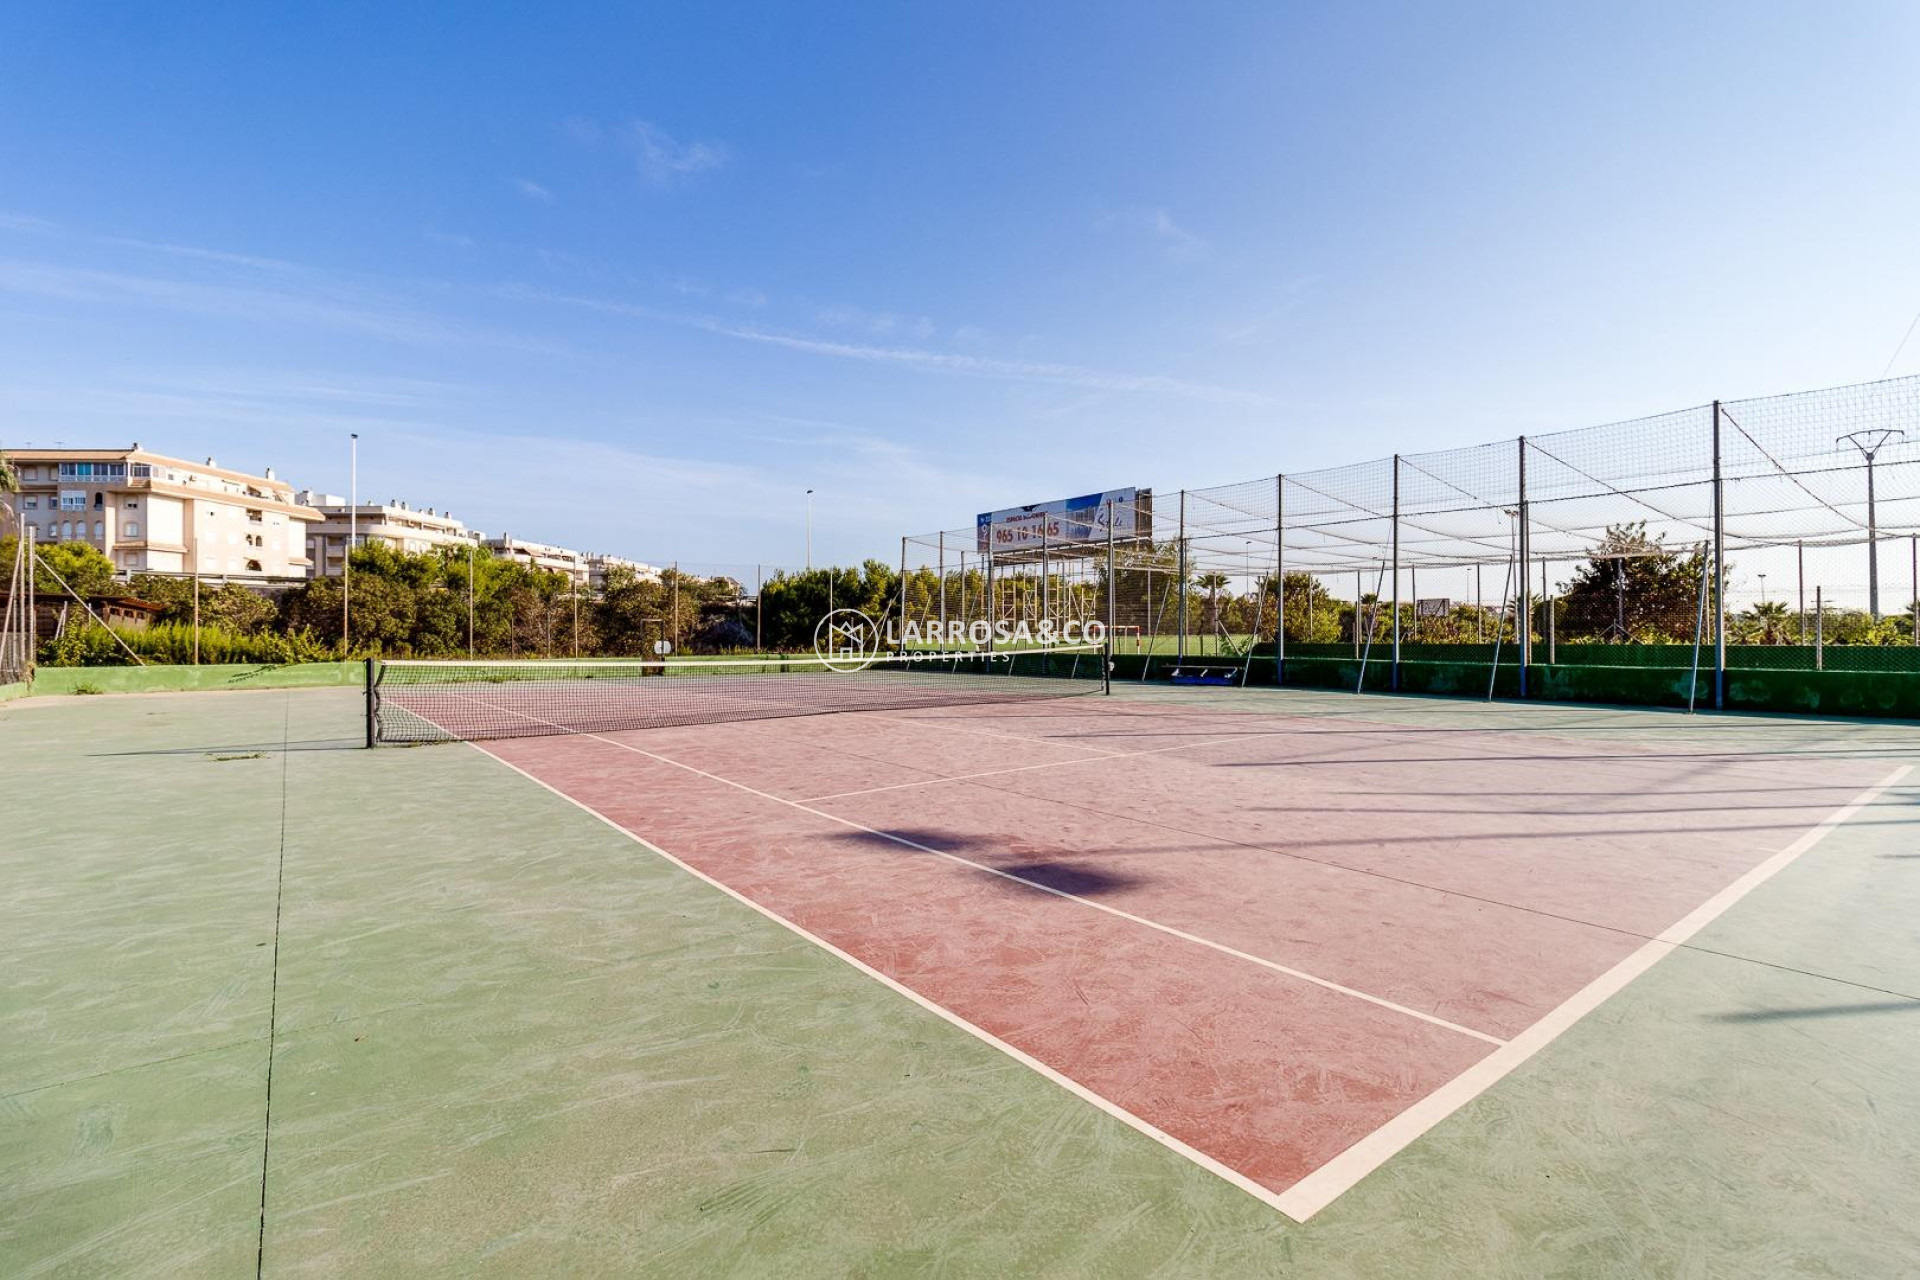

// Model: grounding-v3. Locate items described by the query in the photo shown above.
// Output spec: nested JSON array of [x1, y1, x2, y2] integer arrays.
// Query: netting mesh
[[902, 375, 1920, 673]]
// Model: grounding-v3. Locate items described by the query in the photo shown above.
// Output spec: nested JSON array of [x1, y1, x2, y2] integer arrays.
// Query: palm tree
[[1741, 599, 1792, 645], [0, 446, 18, 539], [1195, 571, 1229, 653]]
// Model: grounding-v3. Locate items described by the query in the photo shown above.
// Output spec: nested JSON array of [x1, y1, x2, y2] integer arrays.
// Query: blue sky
[[3, 2, 1919, 568]]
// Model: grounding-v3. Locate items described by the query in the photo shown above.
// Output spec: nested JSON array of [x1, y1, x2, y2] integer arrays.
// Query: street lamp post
[[344, 433, 358, 649], [1838, 428, 1905, 620]]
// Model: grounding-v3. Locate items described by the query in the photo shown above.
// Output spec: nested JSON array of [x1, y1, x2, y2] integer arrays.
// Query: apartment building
[[586, 552, 661, 589], [486, 535, 588, 585], [6, 445, 319, 577], [295, 493, 483, 576]]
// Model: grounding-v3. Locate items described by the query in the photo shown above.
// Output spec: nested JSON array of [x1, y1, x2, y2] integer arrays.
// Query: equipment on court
[[368, 645, 1109, 745]]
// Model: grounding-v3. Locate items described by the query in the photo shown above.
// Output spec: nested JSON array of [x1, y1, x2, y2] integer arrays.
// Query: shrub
[[38, 622, 338, 667]]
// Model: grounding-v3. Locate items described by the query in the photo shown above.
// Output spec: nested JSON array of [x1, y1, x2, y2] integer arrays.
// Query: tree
[[1735, 600, 1792, 646], [1194, 571, 1229, 641], [1558, 524, 1711, 643], [5, 537, 117, 599], [279, 573, 414, 652], [0, 447, 17, 537], [128, 575, 277, 633]]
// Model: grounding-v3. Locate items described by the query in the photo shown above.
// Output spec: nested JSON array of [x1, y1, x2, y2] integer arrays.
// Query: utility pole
[[344, 432, 358, 651], [1838, 428, 1904, 620]]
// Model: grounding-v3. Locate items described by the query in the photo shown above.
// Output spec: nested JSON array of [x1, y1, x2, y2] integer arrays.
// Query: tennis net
[[370, 645, 1109, 744]]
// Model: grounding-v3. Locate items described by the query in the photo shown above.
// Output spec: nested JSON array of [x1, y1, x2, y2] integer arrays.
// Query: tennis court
[[6, 672, 1920, 1275]]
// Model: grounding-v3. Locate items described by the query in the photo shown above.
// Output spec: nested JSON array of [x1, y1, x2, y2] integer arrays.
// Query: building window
[[245, 559, 262, 572], [21, 496, 35, 510], [60, 490, 86, 511], [93, 522, 104, 540], [94, 492, 104, 508], [125, 521, 141, 538], [57, 461, 125, 481], [131, 463, 151, 478], [124, 499, 139, 509]]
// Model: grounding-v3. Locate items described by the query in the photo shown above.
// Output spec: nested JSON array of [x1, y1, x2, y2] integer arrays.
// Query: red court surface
[[462, 696, 1903, 1219]]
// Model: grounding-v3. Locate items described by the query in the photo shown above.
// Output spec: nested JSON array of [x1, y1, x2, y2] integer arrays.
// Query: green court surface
[[4, 685, 1919, 1278]]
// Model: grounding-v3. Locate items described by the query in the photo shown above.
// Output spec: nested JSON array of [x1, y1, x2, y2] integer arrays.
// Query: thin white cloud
[[0, 257, 557, 352], [1149, 210, 1208, 263], [630, 120, 728, 185], [518, 285, 1271, 406], [1100, 207, 1210, 264], [516, 178, 555, 203], [727, 287, 768, 308], [0, 211, 59, 233], [816, 302, 904, 336], [100, 236, 304, 273], [697, 321, 1275, 406]]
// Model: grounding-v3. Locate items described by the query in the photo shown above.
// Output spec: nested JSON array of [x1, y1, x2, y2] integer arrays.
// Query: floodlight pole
[[345, 432, 357, 651], [1275, 473, 1285, 687], [1797, 539, 1805, 643], [1516, 437, 1530, 698], [1390, 455, 1401, 692], [1838, 428, 1904, 620], [1176, 490, 1188, 663], [1041, 522, 1050, 632], [984, 545, 995, 655], [1105, 501, 1116, 691], [1712, 402, 1726, 708]]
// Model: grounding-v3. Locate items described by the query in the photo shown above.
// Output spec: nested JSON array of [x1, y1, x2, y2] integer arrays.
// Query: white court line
[[424, 688, 1906, 1220], [1271, 762, 1914, 1221], [860, 711, 1130, 756], [433, 691, 1501, 1043], [583, 732, 1505, 1046], [466, 740, 1303, 1220], [797, 731, 1283, 803]]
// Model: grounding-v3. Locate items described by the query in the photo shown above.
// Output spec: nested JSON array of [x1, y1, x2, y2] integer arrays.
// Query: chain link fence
[[901, 374, 1920, 696]]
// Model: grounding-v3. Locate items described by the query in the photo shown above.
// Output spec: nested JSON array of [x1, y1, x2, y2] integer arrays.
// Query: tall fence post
[[1912, 533, 1918, 647], [1797, 539, 1805, 643], [1390, 454, 1401, 692], [1275, 473, 1285, 687], [1041, 522, 1051, 635], [1815, 586, 1824, 670], [1105, 501, 1116, 689], [984, 546, 995, 654], [1712, 400, 1726, 709], [1176, 490, 1188, 663], [897, 537, 908, 653], [1354, 569, 1362, 658], [1517, 437, 1531, 698], [937, 533, 946, 632]]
